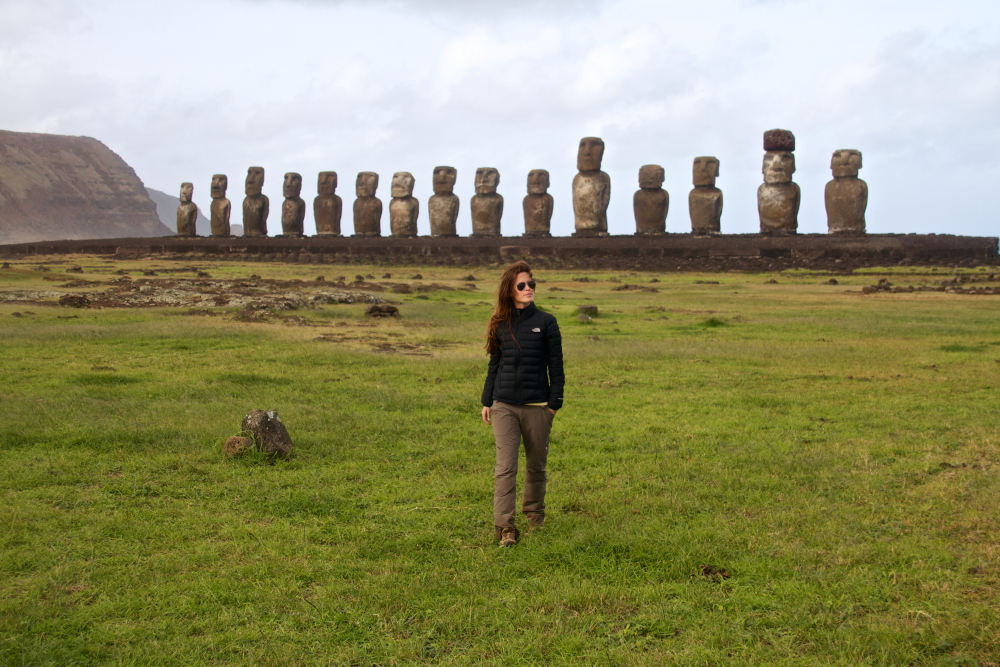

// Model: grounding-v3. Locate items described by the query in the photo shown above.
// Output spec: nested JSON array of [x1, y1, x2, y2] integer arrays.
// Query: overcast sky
[[2, 0, 999, 237]]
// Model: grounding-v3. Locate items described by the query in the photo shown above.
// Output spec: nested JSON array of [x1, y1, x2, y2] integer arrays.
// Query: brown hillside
[[0, 129, 171, 244]]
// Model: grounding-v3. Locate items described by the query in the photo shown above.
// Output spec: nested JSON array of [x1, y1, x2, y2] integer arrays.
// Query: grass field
[[1, 258, 998, 666]]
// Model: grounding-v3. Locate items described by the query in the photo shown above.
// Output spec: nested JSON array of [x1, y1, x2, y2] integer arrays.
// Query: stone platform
[[0, 233, 996, 271]]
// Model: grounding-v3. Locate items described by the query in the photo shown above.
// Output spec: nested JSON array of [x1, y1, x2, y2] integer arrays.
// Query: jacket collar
[[514, 302, 537, 318]]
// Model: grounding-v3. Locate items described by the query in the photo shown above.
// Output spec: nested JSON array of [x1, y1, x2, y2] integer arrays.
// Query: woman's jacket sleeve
[[481, 347, 501, 407], [546, 319, 565, 411]]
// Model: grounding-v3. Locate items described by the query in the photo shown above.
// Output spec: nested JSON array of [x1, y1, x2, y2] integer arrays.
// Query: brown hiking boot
[[527, 514, 545, 530], [499, 527, 518, 547]]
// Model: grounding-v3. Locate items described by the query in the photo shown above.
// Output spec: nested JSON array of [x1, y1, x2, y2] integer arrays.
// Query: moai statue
[[428, 166, 459, 237], [633, 165, 668, 236], [352, 172, 382, 237], [523, 169, 553, 237], [176, 182, 198, 237], [689, 157, 723, 235], [242, 166, 269, 237], [757, 129, 799, 235], [470, 167, 503, 237], [825, 150, 867, 235], [572, 137, 611, 237], [314, 171, 342, 237], [280, 172, 306, 238], [209, 174, 232, 237], [389, 171, 419, 238]]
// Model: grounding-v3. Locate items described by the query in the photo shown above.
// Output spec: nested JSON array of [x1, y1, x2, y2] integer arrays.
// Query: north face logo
[[532, 328, 541, 332]]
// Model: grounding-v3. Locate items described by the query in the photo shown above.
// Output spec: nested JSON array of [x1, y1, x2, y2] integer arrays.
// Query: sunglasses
[[516, 281, 536, 292]]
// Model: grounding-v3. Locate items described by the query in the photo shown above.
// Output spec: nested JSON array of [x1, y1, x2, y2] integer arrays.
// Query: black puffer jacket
[[481, 303, 565, 411]]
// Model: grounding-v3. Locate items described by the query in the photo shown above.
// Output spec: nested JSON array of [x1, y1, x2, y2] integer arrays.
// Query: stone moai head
[[356, 172, 379, 197], [692, 157, 720, 186], [211, 174, 228, 198], [179, 182, 193, 203], [433, 166, 457, 195], [317, 171, 338, 196], [391, 172, 415, 198], [577, 137, 605, 172], [527, 169, 550, 194], [638, 165, 665, 189], [475, 168, 500, 194], [831, 149, 862, 178], [283, 172, 302, 198], [245, 167, 265, 196], [762, 152, 796, 184]]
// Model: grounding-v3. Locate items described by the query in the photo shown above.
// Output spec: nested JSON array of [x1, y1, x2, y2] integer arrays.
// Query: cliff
[[0, 129, 172, 243]]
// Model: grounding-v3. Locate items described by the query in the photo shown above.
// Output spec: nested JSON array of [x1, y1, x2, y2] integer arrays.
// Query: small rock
[[382, 273, 391, 279], [365, 304, 399, 318], [461, 274, 477, 281], [115, 269, 129, 275], [862, 285, 877, 294], [366, 274, 375, 279], [576, 314, 592, 323], [143, 270, 157, 276], [197, 272, 210, 278], [240, 409, 293, 457], [355, 275, 365, 281], [577, 304, 599, 317], [11, 312, 22, 317], [766, 278, 778, 284], [1, 262, 9, 269], [649, 278, 659, 283], [411, 274, 423, 280], [316, 276, 325, 281], [67, 266, 83, 273], [59, 294, 90, 308], [223, 436, 252, 457], [826, 278, 838, 285]]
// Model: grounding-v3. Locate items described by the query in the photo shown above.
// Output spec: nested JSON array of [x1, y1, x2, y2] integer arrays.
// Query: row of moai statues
[[176, 131, 867, 238]]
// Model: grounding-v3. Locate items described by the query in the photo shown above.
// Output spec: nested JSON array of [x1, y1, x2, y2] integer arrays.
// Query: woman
[[481, 261, 564, 547]]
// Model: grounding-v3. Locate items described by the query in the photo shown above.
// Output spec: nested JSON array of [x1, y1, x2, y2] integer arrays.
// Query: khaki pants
[[491, 401, 554, 529]]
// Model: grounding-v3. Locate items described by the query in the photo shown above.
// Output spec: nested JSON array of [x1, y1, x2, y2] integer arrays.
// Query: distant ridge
[[0, 129, 172, 244]]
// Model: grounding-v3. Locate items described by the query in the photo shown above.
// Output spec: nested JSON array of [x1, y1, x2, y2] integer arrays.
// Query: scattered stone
[[382, 273, 391, 279], [576, 314, 592, 323], [862, 285, 877, 294], [11, 312, 21, 317], [461, 274, 478, 281], [316, 276, 325, 281], [197, 271, 210, 278], [765, 278, 778, 284], [577, 304, 599, 316], [58, 294, 90, 308], [240, 409, 293, 457], [649, 278, 659, 283], [826, 278, 838, 285], [355, 275, 365, 281], [1, 262, 9, 269], [67, 266, 83, 273], [411, 274, 423, 280], [366, 304, 400, 318], [223, 436, 252, 456], [143, 270, 157, 276]]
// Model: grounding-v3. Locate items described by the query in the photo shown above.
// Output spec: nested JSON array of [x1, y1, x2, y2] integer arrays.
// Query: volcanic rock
[[240, 409, 293, 457]]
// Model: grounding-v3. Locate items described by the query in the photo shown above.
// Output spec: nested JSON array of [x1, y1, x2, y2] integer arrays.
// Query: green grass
[[0, 258, 998, 665]]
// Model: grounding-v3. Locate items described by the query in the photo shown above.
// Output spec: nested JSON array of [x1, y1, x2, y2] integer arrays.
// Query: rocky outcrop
[[0, 129, 171, 244]]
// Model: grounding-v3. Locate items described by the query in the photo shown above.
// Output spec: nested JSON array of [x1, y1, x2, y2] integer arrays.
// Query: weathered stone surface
[[633, 165, 668, 236], [280, 172, 306, 238], [825, 149, 867, 235], [59, 294, 89, 307], [223, 436, 252, 456], [241, 409, 293, 457], [576, 313, 592, 322], [242, 167, 269, 237], [353, 172, 382, 237], [209, 174, 232, 237], [572, 137, 611, 237], [389, 172, 419, 238], [176, 183, 198, 237], [0, 129, 171, 244], [471, 168, 503, 237], [763, 129, 795, 152], [523, 169, 553, 238], [314, 172, 343, 237], [577, 304, 599, 316], [758, 151, 799, 235], [429, 166, 459, 237], [365, 304, 399, 317], [689, 157, 722, 235]]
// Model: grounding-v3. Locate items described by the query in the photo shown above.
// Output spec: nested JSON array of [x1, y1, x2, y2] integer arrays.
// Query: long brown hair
[[485, 260, 532, 353]]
